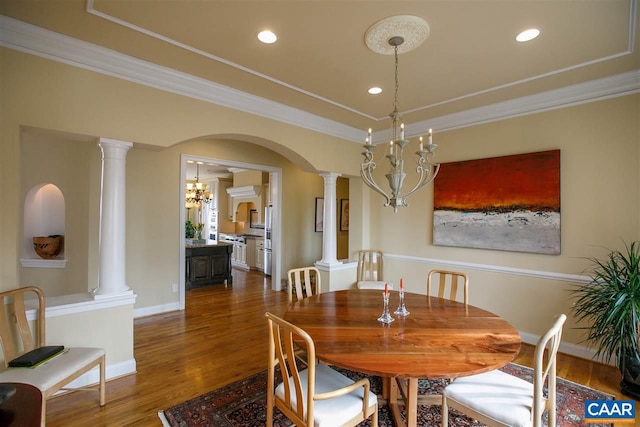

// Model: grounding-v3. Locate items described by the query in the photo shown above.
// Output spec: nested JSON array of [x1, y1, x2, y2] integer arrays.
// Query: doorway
[[179, 154, 282, 310]]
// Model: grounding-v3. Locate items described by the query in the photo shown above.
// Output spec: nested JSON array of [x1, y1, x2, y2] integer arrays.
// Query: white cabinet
[[255, 238, 265, 271], [245, 237, 256, 268], [230, 241, 248, 269], [243, 237, 264, 271]]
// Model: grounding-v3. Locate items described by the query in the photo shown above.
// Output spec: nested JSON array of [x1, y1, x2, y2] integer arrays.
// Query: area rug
[[159, 363, 614, 427]]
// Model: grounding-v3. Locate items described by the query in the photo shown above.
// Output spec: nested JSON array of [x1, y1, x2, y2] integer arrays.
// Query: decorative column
[[94, 138, 134, 298], [317, 172, 342, 266]]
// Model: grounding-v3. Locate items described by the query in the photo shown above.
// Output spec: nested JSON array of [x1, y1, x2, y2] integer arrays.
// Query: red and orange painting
[[433, 150, 560, 254]]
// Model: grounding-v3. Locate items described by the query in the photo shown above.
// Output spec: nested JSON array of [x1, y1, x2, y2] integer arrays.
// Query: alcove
[[20, 183, 67, 268]]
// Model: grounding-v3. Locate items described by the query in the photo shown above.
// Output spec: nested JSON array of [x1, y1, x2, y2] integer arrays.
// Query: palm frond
[[571, 241, 640, 367]]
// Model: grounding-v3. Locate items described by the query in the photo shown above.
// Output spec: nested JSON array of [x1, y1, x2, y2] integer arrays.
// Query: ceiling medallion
[[365, 15, 430, 55]]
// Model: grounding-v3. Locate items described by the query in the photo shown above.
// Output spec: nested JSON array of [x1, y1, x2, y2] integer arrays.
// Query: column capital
[[319, 172, 341, 182], [98, 138, 133, 158]]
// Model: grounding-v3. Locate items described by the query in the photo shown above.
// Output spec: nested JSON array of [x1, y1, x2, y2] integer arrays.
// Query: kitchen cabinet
[[243, 236, 264, 271], [185, 243, 233, 289], [230, 240, 248, 270], [245, 237, 256, 268], [255, 238, 265, 271]]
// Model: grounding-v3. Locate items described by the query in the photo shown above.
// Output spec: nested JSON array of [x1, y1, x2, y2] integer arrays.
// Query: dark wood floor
[[46, 269, 632, 426]]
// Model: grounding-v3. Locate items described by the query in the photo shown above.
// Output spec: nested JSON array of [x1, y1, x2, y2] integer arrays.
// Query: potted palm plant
[[571, 241, 640, 398]]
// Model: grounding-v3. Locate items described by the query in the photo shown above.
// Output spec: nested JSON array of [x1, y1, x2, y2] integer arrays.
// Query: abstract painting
[[433, 150, 560, 254]]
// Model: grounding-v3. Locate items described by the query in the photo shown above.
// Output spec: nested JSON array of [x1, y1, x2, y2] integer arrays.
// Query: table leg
[[388, 377, 404, 426], [382, 377, 390, 400], [386, 377, 419, 427], [405, 378, 418, 427]]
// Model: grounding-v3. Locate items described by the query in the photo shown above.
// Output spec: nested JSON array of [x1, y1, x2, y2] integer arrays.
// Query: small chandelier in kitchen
[[185, 162, 212, 204], [361, 15, 439, 212]]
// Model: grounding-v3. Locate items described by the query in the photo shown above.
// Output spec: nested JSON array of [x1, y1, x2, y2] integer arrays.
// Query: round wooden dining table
[[283, 289, 521, 427]]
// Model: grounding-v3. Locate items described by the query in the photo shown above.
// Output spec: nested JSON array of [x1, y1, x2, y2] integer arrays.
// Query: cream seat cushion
[[443, 369, 534, 427], [0, 347, 104, 391], [275, 363, 378, 427], [356, 281, 392, 290]]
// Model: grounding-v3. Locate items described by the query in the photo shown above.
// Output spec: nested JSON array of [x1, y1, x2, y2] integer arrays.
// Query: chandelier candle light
[[362, 16, 440, 212], [185, 162, 212, 205]]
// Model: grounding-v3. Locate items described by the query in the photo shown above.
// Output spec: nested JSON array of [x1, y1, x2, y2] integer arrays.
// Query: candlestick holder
[[377, 292, 395, 324], [394, 287, 410, 317]]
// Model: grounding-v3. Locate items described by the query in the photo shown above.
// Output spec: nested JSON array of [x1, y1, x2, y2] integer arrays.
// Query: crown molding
[[1, 14, 638, 145], [0, 15, 362, 142], [401, 69, 640, 139]]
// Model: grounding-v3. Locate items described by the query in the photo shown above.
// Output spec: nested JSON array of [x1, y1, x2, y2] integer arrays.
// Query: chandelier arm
[[361, 164, 392, 206], [400, 162, 440, 205], [360, 165, 391, 207]]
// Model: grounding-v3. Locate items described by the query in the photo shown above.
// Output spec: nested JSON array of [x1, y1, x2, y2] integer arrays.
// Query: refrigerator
[[264, 206, 272, 276]]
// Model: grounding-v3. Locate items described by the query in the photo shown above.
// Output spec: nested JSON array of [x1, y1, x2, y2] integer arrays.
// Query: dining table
[[283, 288, 521, 427]]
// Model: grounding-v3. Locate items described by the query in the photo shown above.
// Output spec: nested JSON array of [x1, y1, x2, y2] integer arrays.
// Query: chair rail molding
[[384, 252, 589, 284]]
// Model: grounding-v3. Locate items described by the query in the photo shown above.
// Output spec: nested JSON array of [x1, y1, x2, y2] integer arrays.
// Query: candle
[[390, 140, 394, 155], [400, 278, 404, 290], [428, 128, 433, 145], [400, 123, 405, 140], [419, 136, 424, 151], [367, 128, 372, 145], [384, 282, 388, 294]]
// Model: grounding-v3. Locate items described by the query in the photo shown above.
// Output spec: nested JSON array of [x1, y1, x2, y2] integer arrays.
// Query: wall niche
[[20, 183, 67, 268]]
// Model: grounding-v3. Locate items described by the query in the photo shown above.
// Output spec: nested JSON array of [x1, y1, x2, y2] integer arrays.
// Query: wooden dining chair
[[404, 269, 470, 405], [0, 286, 106, 423], [442, 314, 567, 427], [265, 312, 378, 427], [356, 250, 389, 290], [287, 266, 320, 302], [426, 269, 469, 304]]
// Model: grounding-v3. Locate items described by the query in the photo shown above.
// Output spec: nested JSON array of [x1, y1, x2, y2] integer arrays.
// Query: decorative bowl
[[33, 235, 64, 259]]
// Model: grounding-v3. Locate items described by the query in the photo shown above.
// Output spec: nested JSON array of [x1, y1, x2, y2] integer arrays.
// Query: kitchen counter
[[185, 243, 233, 289], [185, 242, 233, 249]]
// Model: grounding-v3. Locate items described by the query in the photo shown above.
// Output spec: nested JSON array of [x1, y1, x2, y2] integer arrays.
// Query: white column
[[317, 172, 342, 267], [94, 138, 134, 298]]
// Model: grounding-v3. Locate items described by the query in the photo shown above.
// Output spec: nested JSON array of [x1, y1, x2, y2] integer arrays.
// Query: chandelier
[[361, 16, 439, 212], [185, 162, 212, 204]]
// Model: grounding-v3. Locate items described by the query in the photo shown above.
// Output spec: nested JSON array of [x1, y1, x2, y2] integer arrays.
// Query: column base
[[315, 260, 343, 268], [92, 287, 134, 300]]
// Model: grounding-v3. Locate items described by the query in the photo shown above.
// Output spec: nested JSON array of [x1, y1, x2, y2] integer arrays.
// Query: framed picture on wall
[[315, 197, 324, 232], [340, 199, 349, 231], [433, 149, 561, 254]]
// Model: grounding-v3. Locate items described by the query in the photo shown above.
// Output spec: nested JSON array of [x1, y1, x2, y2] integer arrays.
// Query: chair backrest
[[265, 311, 317, 426], [0, 286, 45, 366], [533, 313, 567, 427], [287, 267, 320, 303], [427, 269, 469, 304], [357, 250, 383, 282]]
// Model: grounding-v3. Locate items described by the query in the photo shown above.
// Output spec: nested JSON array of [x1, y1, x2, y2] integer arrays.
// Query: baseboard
[[134, 302, 181, 318], [58, 357, 137, 391]]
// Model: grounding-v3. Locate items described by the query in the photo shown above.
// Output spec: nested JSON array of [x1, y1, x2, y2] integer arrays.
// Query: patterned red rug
[[159, 363, 614, 427]]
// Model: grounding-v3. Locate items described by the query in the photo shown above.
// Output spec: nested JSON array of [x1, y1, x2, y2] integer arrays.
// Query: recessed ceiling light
[[257, 30, 277, 44], [516, 28, 540, 42], [368, 87, 382, 95]]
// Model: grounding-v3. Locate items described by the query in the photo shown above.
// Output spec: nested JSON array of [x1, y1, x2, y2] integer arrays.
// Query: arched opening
[[21, 183, 67, 267]]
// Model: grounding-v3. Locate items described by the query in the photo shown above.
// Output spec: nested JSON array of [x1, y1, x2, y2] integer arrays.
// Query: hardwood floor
[[46, 269, 634, 426]]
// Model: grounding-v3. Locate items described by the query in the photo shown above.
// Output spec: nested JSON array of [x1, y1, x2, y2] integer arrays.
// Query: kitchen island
[[185, 242, 233, 289]]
